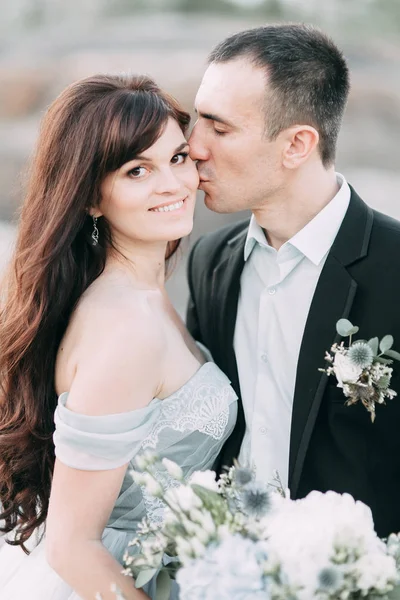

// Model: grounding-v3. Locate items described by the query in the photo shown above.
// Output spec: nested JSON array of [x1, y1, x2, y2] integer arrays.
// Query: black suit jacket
[[187, 187, 400, 538]]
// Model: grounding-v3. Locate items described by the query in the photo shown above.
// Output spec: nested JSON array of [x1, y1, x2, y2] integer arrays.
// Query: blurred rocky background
[[0, 0, 399, 313]]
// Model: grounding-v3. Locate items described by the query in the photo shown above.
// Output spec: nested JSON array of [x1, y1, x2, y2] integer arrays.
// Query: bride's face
[[98, 118, 199, 247]]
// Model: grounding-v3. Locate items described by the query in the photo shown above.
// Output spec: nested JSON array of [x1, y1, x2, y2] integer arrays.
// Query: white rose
[[333, 352, 362, 388], [189, 470, 219, 492]]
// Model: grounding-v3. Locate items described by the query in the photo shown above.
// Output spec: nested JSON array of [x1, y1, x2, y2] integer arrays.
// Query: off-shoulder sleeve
[[53, 393, 162, 471]]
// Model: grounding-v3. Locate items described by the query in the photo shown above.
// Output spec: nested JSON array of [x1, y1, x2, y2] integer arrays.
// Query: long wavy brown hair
[[0, 73, 190, 552]]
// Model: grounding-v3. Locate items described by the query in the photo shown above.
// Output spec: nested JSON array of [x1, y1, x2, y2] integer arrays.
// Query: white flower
[[141, 473, 163, 497], [134, 451, 157, 470], [354, 552, 397, 592], [176, 535, 268, 599], [161, 458, 183, 481], [217, 524, 232, 541], [189, 509, 216, 536], [165, 484, 202, 512], [191, 537, 207, 557], [130, 469, 147, 486], [333, 352, 363, 388], [176, 537, 196, 563], [262, 490, 384, 599], [189, 470, 219, 492], [130, 470, 163, 497]]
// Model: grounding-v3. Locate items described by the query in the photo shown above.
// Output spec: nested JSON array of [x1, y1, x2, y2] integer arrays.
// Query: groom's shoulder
[[372, 208, 400, 239], [369, 206, 400, 262], [189, 218, 249, 271], [349, 186, 400, 252]]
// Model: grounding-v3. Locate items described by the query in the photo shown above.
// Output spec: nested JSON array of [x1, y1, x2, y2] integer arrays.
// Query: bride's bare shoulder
[[55, 275, 167, 406]]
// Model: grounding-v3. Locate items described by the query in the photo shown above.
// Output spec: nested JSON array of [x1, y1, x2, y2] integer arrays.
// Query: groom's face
[[189, 57, 285, 213]]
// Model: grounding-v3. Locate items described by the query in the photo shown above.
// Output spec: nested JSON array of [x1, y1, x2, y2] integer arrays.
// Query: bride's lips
[[148, 196, 188, 213]]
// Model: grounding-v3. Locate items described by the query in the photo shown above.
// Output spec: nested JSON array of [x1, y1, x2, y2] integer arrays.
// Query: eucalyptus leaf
[[380, 335, 394, 354], [155, 570, 171, 600], [386, 349, 400, 362], [191, 484, 223, 506], [336, 319, 355, 337], [135, 568, 157, 589], [368, 337, 379, 356]]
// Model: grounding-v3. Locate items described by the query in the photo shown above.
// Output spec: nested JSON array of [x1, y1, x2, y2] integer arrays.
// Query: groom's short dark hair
[[208, 24, 350, 167]]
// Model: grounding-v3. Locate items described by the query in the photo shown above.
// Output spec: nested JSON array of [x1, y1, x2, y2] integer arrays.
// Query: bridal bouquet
[[122, 454, 400, 600]]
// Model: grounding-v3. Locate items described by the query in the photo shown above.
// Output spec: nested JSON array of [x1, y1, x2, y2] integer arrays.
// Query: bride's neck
[[105, 240, 167, 290]]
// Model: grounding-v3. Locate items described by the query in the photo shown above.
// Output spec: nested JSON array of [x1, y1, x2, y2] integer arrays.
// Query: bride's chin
[[165, 220, 194, 240]]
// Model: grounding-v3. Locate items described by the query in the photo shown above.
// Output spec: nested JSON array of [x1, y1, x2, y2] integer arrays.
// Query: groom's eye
[[214, 128, 227, 136]]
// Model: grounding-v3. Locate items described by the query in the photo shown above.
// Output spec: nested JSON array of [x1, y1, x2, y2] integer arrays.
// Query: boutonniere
[[320, 319, 400, 422]]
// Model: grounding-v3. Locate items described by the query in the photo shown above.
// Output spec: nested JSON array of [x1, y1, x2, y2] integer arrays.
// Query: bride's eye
[[171, 152, 189, 165], [128, 166, 147, 178]]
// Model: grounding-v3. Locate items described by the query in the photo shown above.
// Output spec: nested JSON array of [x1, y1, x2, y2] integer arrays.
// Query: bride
[[0, 74, 237, 599]]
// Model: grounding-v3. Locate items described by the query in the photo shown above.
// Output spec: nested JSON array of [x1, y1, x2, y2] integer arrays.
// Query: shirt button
[[261, 353, 268, 363], [268, 287, 276, 295], [259, 427, 267, 435]]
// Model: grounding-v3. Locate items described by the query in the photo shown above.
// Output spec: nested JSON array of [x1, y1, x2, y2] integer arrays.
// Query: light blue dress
[[0, 362, 238, 599]]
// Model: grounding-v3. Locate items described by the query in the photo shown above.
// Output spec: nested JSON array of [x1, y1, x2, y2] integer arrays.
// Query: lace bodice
[[53, 362, 237, 563]]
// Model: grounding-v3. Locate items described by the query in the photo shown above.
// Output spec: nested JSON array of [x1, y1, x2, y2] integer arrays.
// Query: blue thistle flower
[[347, 342, 374, 369], [318, 567, 344, 592], [234, 467, 253, 487], [240, 483, 271, 519]]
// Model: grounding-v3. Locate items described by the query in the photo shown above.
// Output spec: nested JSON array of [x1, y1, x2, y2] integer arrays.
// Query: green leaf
[[380, 335, 394, 354], [386, 349, 400, 362], [191, 484, 223, 505], [336, 319, 355, 337], [155, 570, 171, 600], [135, 568, 157, 589], [368, 337, 379, 356]]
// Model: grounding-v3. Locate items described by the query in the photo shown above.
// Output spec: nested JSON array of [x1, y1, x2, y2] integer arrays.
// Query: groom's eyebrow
[[196, 110, 233, 128]]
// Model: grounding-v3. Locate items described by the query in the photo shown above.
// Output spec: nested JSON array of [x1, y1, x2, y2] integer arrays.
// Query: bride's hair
[[0, 73, 190, 552]]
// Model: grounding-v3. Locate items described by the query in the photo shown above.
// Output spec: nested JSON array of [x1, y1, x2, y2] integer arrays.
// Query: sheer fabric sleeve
[[53, 393, 162, 471]]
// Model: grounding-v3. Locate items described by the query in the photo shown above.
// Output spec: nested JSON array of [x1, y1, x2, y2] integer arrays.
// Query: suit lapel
[[289, 189, 374, 496], [211, 228, 247, 470], [211, 228, 246, 395]]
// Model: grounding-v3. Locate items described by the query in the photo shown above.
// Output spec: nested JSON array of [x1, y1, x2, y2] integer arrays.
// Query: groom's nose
[[188, 122, 210, 162]]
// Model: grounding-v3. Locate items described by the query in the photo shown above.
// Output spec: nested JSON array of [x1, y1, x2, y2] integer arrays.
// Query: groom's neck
[[253, 163, 339, 251]]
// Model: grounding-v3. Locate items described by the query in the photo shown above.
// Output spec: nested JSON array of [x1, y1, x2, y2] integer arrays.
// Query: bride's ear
[[87, 207, 103, 218]]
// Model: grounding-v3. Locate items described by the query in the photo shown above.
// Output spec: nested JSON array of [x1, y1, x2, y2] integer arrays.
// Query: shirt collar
[[244, 173, 351, 266]]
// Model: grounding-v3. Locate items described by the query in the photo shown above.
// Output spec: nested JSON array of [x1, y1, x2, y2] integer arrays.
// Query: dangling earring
[[91, 215, 99, 246]]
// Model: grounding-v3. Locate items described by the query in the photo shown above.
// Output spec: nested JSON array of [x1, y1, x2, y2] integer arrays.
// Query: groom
[[186, 23, 400, 538]]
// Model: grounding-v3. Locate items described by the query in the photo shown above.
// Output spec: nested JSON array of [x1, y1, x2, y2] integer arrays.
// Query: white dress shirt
[[234, 174, 351, 488]]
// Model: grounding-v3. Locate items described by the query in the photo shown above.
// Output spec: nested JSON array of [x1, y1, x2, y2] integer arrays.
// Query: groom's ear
[[281, 125, 319, 169]]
